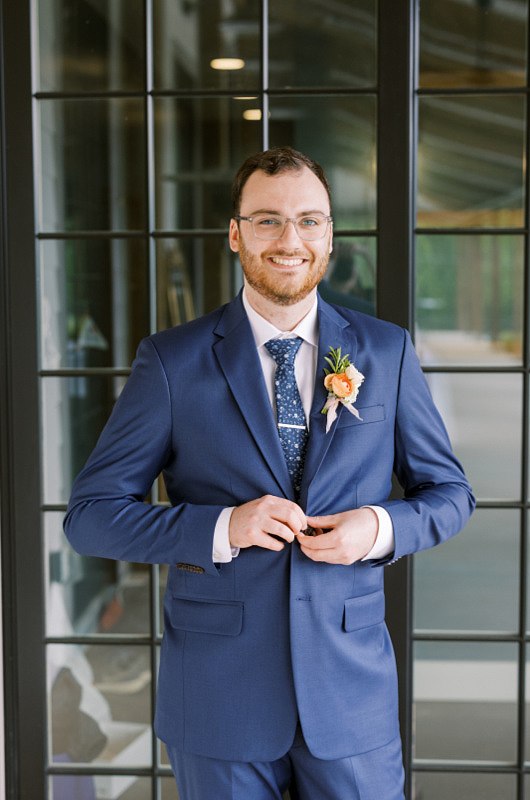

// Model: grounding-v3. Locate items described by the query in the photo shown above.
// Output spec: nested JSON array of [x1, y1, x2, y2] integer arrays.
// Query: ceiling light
[[243, 109, 262, 121], [210, 58, 245, 71]]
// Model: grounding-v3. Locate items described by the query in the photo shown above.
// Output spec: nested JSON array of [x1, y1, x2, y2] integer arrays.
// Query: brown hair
[[231, 146, 331, 216]]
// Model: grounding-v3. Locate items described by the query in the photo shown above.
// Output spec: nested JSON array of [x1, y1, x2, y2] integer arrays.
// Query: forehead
[[240, 166, 330, 215]]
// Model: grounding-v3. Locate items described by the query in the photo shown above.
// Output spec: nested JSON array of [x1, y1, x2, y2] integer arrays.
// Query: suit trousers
[[167, 727, 405, 800]]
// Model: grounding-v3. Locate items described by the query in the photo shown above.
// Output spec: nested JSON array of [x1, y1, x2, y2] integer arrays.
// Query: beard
[[238, 236, 330, 306]]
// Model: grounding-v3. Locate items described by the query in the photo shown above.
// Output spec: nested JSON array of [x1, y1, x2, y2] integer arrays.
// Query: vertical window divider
[[377, 0, 417, 793], [145, 1, 160, 796], [517, 24, 530, 796], [260, 0, 269, 151]]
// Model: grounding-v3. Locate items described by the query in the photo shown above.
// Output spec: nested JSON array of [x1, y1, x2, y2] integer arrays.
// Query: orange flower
[[324, 372, 353, 399]]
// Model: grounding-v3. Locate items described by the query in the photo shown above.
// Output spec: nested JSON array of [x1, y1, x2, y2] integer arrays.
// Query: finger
[[271, 505, 306, 535], [296, 529, 337, 549], [300, 544, 355, 564], [300, 545, 341, 563], [253, 532, 285, 551], [265, 519, 297, 543], [305, 514, 340, 529]]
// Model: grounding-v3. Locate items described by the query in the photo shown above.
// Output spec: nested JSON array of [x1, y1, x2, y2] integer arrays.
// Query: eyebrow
[[244, 208, 330, 216]]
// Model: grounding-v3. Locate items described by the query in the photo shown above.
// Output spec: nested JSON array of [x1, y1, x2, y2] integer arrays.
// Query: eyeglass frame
[[234, 213, 333, 241]]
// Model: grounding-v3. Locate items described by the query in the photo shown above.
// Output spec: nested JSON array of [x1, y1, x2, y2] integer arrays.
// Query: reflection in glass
[[269, 0, 376, 89], [36, 0, 145, 92], [420, 0, 527, 89], [318, 236, 376, 316], [38, 99, 146, 232], [413, 772, 517, 800], [416, 234, 524, 366], [417, 96, 526, 228], [414, 642, 518, 761], [48, 644, 152, 769], [154, 97, 261, 230], [45, 513, 150, 637], [426, 372, 522, 501], [154, 0, 259, 91], [156, 237, 237, 328], [414, 509, 519, 633], [39, 239, 149, 370], [269, 96, 377, 229], [42, 377, 121, 504]]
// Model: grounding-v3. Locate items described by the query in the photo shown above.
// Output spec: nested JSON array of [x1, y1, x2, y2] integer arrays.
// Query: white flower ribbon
[[322, 395, 362, 433]]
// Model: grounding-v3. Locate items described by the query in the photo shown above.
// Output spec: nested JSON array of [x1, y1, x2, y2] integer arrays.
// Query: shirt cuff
[[212, 507, 240, 563], [361, 505, 395, 561]]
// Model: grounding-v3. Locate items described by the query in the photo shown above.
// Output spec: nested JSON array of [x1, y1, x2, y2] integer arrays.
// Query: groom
[[65, 146, 474, 799]]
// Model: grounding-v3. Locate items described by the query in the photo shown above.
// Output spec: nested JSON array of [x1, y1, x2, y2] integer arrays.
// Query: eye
[[299, 216, 324, 227], [255, 215, 282, 227]]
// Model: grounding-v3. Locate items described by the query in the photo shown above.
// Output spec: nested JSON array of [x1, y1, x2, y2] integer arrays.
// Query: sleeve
[[361, 505, 394, 561], [377, 330, 475, 564], [63, 337, 227, 577], [213, 507, 239, 562]]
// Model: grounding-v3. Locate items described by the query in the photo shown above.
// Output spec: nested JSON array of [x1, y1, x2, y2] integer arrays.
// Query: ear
[[328, 220, 333, 255], [229, 218, 240, 253]]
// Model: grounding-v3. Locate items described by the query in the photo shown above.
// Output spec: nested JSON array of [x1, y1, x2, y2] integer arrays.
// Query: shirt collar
[[242, 287, 319, 349]]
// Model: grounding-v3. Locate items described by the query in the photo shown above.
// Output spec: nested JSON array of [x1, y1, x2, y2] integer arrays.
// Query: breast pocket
[[337, 403, 386, 429]]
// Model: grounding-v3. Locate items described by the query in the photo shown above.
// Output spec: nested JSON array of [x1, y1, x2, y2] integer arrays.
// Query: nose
[[278, 218, 302, 245]]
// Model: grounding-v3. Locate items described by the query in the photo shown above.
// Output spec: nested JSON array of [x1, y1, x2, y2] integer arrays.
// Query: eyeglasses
[[235, 213, 333, 241]]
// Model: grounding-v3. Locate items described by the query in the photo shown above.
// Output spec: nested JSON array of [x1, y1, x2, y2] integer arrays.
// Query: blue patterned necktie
[[265, 337, 308, 498]]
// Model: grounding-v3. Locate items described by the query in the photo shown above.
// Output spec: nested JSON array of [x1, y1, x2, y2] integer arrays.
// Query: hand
[[229, 495, 307, 552], [297, 507, 379, 565]]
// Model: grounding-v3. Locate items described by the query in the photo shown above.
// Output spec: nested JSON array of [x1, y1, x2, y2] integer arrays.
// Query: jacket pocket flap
[[169, 597, 243, 636], [344, 590, 385, 631], [338, 403, 385, 428]]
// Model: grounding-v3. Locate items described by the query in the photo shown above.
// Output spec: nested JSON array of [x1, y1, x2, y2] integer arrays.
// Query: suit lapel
[[213, 295, 293, 498], [300, 298, 357, 498]]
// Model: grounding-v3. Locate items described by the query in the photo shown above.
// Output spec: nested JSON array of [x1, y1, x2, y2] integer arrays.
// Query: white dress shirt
[[212, 288, 394, 563]]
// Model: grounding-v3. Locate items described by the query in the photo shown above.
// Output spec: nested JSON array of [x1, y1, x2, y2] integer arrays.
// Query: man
[[64, 146, 474, 799]]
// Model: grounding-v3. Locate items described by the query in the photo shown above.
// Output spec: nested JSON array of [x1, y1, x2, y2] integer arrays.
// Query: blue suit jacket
[[64, 294, 474, 762]]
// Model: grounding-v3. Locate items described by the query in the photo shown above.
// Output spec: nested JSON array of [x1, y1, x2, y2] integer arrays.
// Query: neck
[[244, 284, 317, 331]]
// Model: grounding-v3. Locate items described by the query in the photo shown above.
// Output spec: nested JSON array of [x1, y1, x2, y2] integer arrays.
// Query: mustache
[[266, 249, 310, 258]]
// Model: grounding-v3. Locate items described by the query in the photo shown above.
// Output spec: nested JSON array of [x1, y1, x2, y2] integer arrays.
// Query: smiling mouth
[[269, 256, 306, 267]]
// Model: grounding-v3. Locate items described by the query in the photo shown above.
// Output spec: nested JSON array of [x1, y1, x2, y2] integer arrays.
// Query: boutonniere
[[320, 346, 365, 433]]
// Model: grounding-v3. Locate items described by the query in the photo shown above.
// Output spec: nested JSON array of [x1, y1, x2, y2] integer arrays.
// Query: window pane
[[45, 512, 150, 637], [42, 377, 121, 504], [420, 0, 527, 89], [269, 96, 377, 229], [414, 642, 518, 761], [50, 776, 152, 800], [37, 99, 146, 232], [48, 644, 152, 767], [427, 372, 522, 501], [524, 645, 530, 761], [156, 237, 238, 328], [154, 97, 261, 230], [413, 772, 517, 800], [36, 0, 145, 92], [416, 234, 523, 366], [417, 96, 526, 228], [158, 566, 169, 638], [414, 509, 519, 633], [269, 0, 376, 89], [40, 239, 149, 370], [318, 236, 376, 316], [160, 777, 179, 800], [154, 0, 260, 91]]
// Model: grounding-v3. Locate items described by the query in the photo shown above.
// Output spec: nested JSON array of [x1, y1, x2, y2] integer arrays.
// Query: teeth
[[271, 257, 304, 266]]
